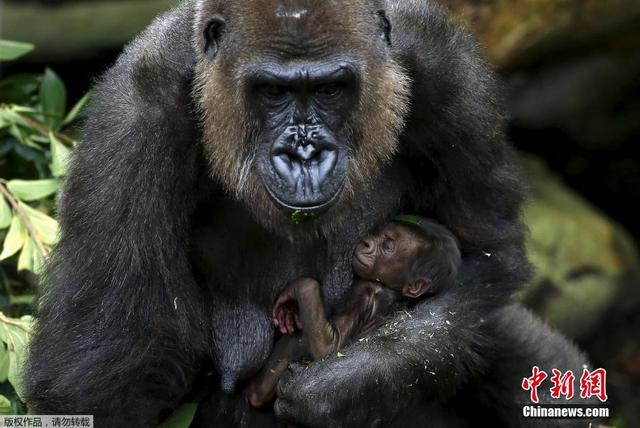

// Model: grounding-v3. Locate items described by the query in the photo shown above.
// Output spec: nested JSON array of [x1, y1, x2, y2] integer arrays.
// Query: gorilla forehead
[[196, 0, 385, 60]]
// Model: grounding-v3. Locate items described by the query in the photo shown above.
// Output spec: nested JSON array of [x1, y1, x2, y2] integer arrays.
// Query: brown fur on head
[[193, 0, 410, 234]]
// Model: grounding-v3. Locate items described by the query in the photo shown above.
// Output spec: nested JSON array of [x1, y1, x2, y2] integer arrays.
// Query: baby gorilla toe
[[273, 299, 299, 334]]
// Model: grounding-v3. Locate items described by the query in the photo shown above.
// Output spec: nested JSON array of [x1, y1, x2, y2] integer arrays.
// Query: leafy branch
[[0, 183, 49, 260]]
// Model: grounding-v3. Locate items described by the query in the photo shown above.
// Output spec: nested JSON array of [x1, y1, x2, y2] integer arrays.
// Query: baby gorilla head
[[352, 216, 461, 298]]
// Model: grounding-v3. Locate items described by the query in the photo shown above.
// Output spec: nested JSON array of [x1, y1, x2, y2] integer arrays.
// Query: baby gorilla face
[[352, 223, 423, 289]]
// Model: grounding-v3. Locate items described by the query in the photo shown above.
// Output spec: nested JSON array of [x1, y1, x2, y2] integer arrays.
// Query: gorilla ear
[[402, 278, 431, 299], [204, 15, 226, 60], [376, 10, 392, 46]]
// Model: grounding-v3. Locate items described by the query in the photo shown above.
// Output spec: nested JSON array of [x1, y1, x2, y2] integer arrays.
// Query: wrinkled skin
[[352, 223, 424, 289]]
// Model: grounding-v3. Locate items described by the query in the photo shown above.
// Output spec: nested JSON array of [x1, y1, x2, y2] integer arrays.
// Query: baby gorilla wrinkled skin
[[247, 218, 461, 408]]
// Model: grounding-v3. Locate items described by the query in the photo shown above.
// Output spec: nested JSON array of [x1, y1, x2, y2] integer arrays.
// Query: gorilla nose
[[282, 125, 326, 161], [361, 237, 374, 252]]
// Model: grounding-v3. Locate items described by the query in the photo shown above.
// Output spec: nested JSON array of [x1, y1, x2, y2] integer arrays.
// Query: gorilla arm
[[273, 1, 540, 424], [274, 255, 593, 428], [23, 2, 208, 426], [274, 254, 506, 427]]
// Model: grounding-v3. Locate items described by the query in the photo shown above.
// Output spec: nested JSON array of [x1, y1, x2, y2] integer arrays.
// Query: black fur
[[23, 1, 595, 427], [402, 217, 462, 294]]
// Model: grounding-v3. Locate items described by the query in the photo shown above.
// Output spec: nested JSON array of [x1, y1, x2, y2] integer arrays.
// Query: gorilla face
[[195, 1, 410, 227], [246, 60, 360, 212]]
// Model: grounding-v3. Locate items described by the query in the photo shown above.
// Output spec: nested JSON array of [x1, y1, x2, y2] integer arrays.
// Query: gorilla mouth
[[352, 253, 373, 277], [261, 135, 348, 213], [262, 170, 346, 213], [272, 149, 337, 193]]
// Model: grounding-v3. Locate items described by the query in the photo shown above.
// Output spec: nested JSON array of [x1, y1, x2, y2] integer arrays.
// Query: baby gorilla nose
[[271, 125, 338, 197], [361, 237, 374, 251]]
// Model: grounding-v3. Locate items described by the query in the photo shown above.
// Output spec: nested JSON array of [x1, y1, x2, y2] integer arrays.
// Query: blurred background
[[0, 0, 638, 426]]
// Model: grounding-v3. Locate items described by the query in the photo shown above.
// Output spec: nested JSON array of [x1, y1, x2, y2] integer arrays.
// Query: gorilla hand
[[274, 293, 474, 427]]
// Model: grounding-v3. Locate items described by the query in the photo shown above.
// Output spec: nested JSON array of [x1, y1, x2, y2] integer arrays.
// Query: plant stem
[[0, 312, 33, 335], [17, 112, 77, 147], [0, 183, 50, 259]]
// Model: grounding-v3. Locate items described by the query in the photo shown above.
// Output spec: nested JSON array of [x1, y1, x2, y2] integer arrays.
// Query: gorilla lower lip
[[262, 178, 345, 213], [272, 150, 337, 197]]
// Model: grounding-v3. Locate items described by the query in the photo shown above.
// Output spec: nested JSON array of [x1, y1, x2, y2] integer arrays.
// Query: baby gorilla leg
[[246, 335, 305, 408]]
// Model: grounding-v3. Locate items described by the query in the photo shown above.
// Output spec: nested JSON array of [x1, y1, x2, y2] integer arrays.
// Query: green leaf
[[336, 352, 345, 358], [393, 215, 423, 227], [50, 133, 73, 177], [17, 238, 36, 272], [0, 394, 12, 415], [0, 314, 34, 399], [19, 202, 58, 246], [0, 348, 9, 383], [0, 196, 12, 229], [0, 216, 26, 261], [0, 108, 30, 128], [16, 237, 45, 274], [0, 74, 41, 104], [8, 295, 36, 306], [0, 40, 34, 61], [158, 403, 198, 428], [12, 141, 48, 164], [40, 68, 67, 129], [8, 124, 40, 150], [7, 179, 60, 201], [62, 93, 91, 126]]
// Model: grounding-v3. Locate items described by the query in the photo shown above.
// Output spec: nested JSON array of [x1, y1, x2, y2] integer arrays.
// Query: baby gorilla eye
[[381, 238, 395, 253]]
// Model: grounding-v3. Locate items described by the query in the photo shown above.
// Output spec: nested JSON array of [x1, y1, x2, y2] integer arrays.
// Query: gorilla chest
[[191, 199, 358, 381], [192, 210, 341, 304]]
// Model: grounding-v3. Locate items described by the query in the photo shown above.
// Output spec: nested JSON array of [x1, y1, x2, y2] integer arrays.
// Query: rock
[[518, 155, 640, 340]]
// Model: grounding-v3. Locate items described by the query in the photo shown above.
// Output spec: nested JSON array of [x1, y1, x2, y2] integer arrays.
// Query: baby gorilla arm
[[248, 278, 381, 408]]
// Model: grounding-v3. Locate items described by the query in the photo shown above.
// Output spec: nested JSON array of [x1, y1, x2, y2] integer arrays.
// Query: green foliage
[[158, 403, 198, 428], [0, 314, 33, 399], [0, 40, 204, 428], [0, 41, 34, 62], [0, 41, 86, 416]]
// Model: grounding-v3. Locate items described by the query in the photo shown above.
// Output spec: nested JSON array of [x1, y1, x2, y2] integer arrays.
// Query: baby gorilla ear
[[402, 278, 432, 299]]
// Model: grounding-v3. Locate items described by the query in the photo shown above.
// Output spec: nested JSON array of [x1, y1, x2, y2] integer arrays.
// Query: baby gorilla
[[247, 216, 461, 408]]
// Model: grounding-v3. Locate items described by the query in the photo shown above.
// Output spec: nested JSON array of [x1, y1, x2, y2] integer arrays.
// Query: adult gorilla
[[24, 0, 591, 426]]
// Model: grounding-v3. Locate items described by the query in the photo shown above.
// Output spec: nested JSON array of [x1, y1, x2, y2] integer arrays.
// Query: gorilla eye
[[315, 83, 343, 98], [204, 15, 225, 60], [258, 84, 290, 100]]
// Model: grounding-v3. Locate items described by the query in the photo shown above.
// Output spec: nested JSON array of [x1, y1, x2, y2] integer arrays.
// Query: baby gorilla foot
[[273, 294, 301, 334]]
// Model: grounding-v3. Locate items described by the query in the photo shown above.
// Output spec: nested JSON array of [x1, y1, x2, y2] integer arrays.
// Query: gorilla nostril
[[361, 240, 377, 258]]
